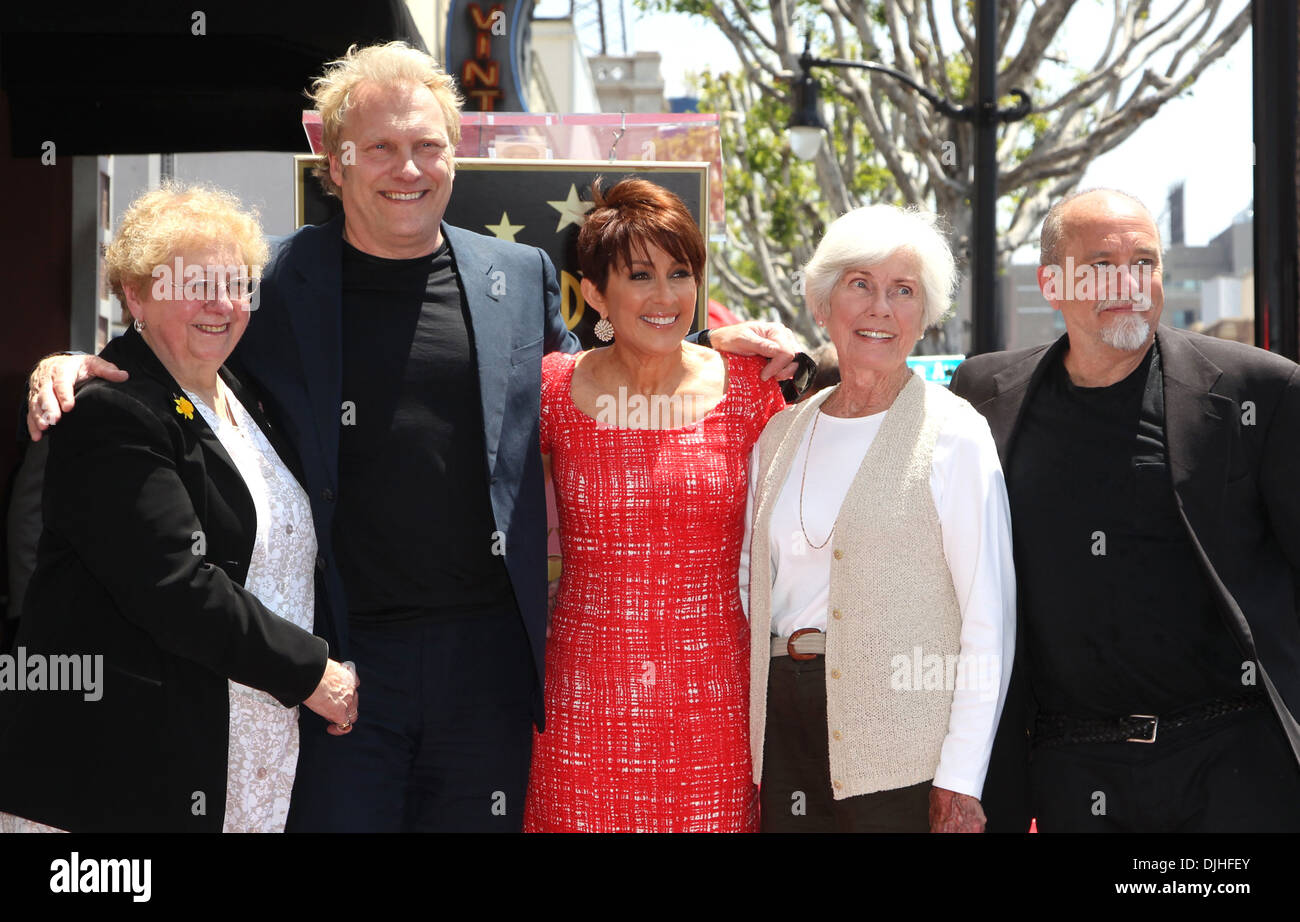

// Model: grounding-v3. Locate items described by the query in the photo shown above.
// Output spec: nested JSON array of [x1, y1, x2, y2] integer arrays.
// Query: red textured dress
[[523, 350, 786, 832]]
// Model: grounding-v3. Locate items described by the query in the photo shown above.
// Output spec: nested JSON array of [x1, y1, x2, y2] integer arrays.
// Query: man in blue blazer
[[236, 210, 576, 700], [26, 43, 799, 831], [232, 210, 574, 831]]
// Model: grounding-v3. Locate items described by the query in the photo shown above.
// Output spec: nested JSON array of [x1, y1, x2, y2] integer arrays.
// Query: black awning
[[2, 2, 427, 156]]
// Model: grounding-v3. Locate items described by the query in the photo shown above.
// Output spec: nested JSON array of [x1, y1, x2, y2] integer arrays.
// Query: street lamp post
[[788, 2, 1030, 356]]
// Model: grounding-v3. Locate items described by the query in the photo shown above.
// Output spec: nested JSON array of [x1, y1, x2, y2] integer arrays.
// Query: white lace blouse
[[188, 385, 317, 834]]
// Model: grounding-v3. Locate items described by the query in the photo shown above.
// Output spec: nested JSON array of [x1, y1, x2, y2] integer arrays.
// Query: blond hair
[[308, 42, 464, 197], [104, 183, 268, 307]]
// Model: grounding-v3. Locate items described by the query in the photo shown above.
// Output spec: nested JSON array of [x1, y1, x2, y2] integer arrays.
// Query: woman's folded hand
[[303, 658, 360, 735]]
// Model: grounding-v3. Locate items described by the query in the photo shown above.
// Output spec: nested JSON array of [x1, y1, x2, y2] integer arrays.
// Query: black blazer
[[950, 326, 1300, 832], [0, 327, 329, 832]]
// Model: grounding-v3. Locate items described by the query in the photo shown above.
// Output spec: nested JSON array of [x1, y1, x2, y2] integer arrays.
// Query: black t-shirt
[[1007, 341, 1245, 717], [334, 239, 512, 621]]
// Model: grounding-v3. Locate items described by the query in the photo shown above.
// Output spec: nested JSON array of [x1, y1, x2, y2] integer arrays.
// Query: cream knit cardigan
[[747, 372, 965, 798]]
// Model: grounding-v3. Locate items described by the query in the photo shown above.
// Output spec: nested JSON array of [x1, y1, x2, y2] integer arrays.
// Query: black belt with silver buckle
[[1032, 692, 1267, 748]]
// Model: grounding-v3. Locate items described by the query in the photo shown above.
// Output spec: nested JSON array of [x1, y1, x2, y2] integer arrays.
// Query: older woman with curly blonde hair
[[0, 184, 358, 833]]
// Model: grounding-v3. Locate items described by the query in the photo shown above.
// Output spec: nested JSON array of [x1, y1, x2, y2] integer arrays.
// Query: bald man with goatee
[[950, 189, 1300, 832]]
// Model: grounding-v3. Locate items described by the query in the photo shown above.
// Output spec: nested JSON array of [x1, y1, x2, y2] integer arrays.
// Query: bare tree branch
[[951, 0, 976, 58], [728, 0, 780, 56], [678, 0, 1248, 342], [1001, 0, 1075, 91], [1004, 3, 1248, 189], [925, 0, 955, 99]]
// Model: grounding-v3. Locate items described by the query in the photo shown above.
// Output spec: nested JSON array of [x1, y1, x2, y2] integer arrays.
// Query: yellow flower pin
[[174, 396, 195, 420]]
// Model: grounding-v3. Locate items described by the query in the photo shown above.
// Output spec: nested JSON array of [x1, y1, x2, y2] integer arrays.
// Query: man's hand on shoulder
[[27, 354, 128, 441], [706, 321, 804, 381]]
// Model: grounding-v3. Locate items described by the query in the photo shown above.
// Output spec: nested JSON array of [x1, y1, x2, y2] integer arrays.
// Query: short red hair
[[577, 178, 705, 293]]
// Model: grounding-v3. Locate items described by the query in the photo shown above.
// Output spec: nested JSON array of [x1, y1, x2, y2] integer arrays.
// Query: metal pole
[[1252, 0, 1298, 359], [793, 27, 1028, 357], [971, 0, 1001, 355]]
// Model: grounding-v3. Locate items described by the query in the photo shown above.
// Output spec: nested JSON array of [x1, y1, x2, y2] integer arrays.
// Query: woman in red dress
[[523, 179, 786, 832]]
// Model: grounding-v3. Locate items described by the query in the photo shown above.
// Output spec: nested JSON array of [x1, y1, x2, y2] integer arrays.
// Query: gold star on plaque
[[547, 184, 593, 232], [485, 212, 525, 243]]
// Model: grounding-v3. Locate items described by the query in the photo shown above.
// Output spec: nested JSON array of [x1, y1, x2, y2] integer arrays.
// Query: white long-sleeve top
[[739, 402, 1016, 798]]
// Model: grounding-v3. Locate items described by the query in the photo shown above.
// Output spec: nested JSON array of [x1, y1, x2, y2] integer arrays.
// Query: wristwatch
[[780, 351, 818, 404]]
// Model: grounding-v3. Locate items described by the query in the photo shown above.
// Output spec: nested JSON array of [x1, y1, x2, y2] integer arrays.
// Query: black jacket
[[0, 327, 328, 832], [950, 326, 1300, 832]]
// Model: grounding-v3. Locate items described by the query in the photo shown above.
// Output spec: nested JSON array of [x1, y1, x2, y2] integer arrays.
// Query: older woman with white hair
[[740, 204, 1016, 832]]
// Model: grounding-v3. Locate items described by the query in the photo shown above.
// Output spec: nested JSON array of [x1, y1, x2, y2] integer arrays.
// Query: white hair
[[1100, 313, 1150, 351], [803, 204, 956, 330]]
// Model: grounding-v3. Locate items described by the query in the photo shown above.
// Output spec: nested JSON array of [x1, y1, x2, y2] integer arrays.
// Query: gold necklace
[[798, 407, 838, 549]]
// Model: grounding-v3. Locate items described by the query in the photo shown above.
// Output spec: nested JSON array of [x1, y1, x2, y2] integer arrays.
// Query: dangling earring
[[594, 316, 614, 342], [134, 318, 146, 333]]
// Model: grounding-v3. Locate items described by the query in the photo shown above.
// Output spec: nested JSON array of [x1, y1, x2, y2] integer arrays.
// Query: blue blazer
[[230, 215, 580, 719]]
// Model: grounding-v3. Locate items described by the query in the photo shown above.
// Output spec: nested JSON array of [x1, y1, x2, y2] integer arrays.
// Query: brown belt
[[771, 628, 825, 660]]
